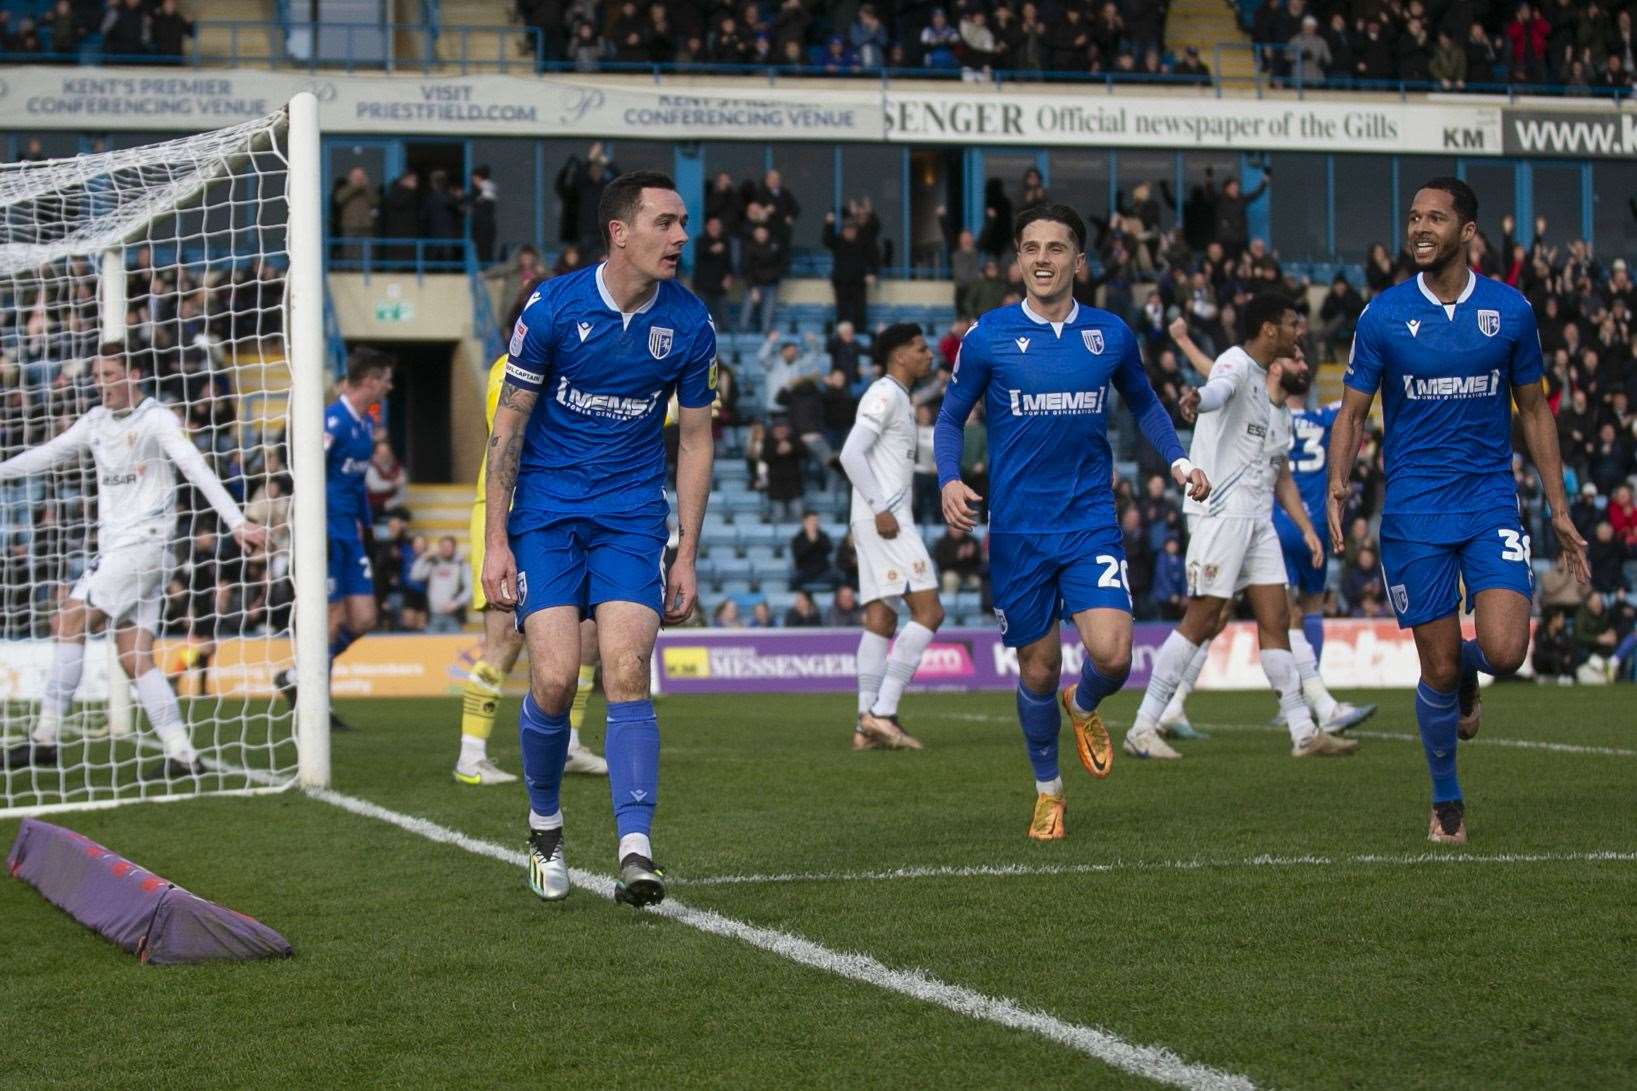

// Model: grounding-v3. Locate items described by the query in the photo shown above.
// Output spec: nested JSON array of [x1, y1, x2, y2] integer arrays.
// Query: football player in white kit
[[838, 323, 945, 751], [0, 346, 268, 774], [1125, 295, 1359, 760], [1153, 317, 1375, 739]]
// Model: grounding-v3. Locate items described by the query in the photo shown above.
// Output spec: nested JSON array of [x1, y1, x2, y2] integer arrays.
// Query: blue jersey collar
[[1415, 269, 1476, 319], [1020, 297, 1079, 337], [595, 262, 659, 329]]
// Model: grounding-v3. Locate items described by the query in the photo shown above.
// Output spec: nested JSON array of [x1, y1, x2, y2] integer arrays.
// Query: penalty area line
[[305, 786, 1258, 1091], [674, 850, 1637, 889]]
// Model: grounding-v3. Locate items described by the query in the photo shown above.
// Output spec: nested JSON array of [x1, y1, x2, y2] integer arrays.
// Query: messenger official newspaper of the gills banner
[[0, 66, 1506, 154]]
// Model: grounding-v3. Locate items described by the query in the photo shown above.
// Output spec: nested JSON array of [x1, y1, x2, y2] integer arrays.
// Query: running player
[[275, 347, 394, 732], [1156, 318, 1374, 736], [934, 203, 1209, 841], [452, 351, 607, 785], [1126, 293, 1359, 761], [1328, 177, 1586, 844], [0, 346, 268, 773], [483, 170, 714, 905], [838, 323, 944, 752]]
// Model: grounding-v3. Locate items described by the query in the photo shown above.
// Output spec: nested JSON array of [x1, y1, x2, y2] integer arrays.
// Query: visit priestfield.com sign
[[0, 66, 1507, 155]]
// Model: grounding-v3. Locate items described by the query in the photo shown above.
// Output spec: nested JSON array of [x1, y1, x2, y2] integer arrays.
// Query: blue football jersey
[[934, 300, 1186, 535], [503, 263, 715, 520], [323, 396, 374, 539], [1345, 272, 1541, 519], [1274, 402, 1338, 534]]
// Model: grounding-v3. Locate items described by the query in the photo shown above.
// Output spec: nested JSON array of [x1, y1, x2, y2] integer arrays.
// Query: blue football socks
[[1459, 638, 1495, 679], [605, 699, 660, 839], [1073, 659, 1128, 716], [1302, 612, 1325, 666], [1415, 680, 1462, 804], [1016, 684, 1062, 783], [518, 692, 571, 818]]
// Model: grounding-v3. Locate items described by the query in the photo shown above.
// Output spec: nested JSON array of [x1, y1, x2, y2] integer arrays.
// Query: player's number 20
[[1095, 555, 1131, 591]]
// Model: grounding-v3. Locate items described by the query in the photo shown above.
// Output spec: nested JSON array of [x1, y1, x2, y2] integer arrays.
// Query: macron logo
[[576, 321, 592, 342], [1401, 370, 1502, 401], [1008, 388, 1106, 416], [1406, 319, 1421, 337], [1014, 336, 1030, 353]]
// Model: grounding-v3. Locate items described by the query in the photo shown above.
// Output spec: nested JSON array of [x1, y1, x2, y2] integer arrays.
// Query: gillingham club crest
[[1477, 309, 1500, 337], [649, 326, 674, 359], [1082, 329, 1104, 354]]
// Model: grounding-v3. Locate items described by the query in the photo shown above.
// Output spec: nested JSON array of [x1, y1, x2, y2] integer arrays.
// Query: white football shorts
[[852, 518, 939, 606], [70, 542, 175, 634], [1184, 514, 1286, 598]]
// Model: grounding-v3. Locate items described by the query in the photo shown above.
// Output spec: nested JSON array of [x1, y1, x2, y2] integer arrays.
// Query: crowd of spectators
[[518, 0, 1203, 81], [0, 0, 196, 62], [332, 164, 501, 265], [1254, 0, 1637, 92]]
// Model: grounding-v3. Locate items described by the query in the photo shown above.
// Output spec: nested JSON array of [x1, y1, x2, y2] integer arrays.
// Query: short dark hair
[[1418, 176, 1478, 225], [872, 322, 922, 367], [598, 169, 677, 248], [1243, 291, 1296, 343], [1013, 203, 1087, 252], [346, 345, 396, 385], [95, 340, 127, 365]]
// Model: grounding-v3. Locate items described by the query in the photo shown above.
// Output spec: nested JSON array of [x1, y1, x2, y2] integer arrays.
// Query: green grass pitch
[[2, 684, 1633, 1089]]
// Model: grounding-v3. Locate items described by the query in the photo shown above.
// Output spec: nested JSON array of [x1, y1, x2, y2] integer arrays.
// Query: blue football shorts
[[1378, 508, 1534, 629], [327, 534, 374, 603], [987, 524, 1132, 648], [1276, 514, 1329, 597], [509, 507, 668, 627]]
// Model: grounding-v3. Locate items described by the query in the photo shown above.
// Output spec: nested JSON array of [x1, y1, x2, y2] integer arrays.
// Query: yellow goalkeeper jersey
[[474, 353, 506, 501]]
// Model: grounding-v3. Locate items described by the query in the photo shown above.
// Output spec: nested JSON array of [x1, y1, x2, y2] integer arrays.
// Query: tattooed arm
[[480, 381, 537, 608]]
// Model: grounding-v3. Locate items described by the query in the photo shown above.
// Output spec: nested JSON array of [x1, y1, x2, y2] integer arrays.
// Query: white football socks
[[529, 808, 563, 831], [1161, 638, 1211, 722], [33, 640, 85, 745], [618, 833, 652, 862], [1135, 631, 1199, 729], [856, 630, 889, 715], [871, 621, 936, 717], [1261, 647, 1316, 745], [135, 669, 196, 762], [1035, 776, 1064, 796], [1288, 629, 1339, 720]]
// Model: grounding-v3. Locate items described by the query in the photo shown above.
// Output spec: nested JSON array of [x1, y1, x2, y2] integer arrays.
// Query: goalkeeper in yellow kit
[[453, 355, 608, 784]]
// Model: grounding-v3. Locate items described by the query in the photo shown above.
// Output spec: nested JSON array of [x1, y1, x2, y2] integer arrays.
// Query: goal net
[[0, 99, 329, 817]]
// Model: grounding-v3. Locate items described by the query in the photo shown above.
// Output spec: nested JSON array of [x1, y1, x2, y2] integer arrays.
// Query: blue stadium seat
[[722, 492, 765, 517], [716, 460, 750, 483], [718, 579, 754, 599], [737, 522, 779, 548], [744, 544, 778, 566], [713, 556, 754, 582]]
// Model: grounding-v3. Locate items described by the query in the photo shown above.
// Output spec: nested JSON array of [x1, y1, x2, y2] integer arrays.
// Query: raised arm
[[1111, 331, 1210, 502]]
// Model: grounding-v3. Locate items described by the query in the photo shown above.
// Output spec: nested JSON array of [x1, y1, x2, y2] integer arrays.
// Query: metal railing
[[0, 22, 539, 74], [328, 237, 468, 281], [1213, 41, 1637, 102], [464, 242, 505, 362]]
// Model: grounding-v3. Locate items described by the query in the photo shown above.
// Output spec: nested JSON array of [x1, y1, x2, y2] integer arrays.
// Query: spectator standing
[[365, 439, 407, 517], [380, 170, 422, 262], [466, 166, 498, 264], [47, 0, 80, 55], [759, 331, 822, 415], [1431, 29, 1468, 89], [334, 167, 379, 256], [828, 321, 865, 380], [412, 535, 470, 634], [1317, 274, 1365, 361], [790, 511, 837, 591], [938, 206, 982, 316], [148, 0, 191, 61], [1152, 536, 1187, 619], [421, 169, 463, 264], [823, 210, 877, 332], [692, 215, 734, 331], [756, 169, 800, 247], [760, 420, 805, 521], [739, 223, 785, 333], [1212, 168, 1270, 261], [101, 0, 146, 58], [1287, 14, 1331, 82], [920, 7, 960, 67], [850, 4, 887, 68]]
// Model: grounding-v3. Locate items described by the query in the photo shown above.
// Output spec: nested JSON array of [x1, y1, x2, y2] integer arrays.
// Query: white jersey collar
[[595, 262, 659, 329], [338, 393, 365, 423], [1416, 269, 1476, 320], [1020, 297, 1079, 337]]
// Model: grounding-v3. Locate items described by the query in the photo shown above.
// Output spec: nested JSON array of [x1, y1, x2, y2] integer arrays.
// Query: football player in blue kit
[[934, 203, 1209, 841], [481, 171, 715, 906], [277, 347, 395, 733], [1328, 177, 1588, 845]]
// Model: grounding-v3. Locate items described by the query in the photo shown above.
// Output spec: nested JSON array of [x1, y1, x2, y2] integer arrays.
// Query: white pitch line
[[941, 713, 1637, 757], [674, 850, 1637, 889], [306, 786, 1256, 1091]]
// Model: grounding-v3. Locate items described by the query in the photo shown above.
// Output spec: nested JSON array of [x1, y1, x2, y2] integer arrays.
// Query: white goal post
[[0, 93, 328, 817]]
